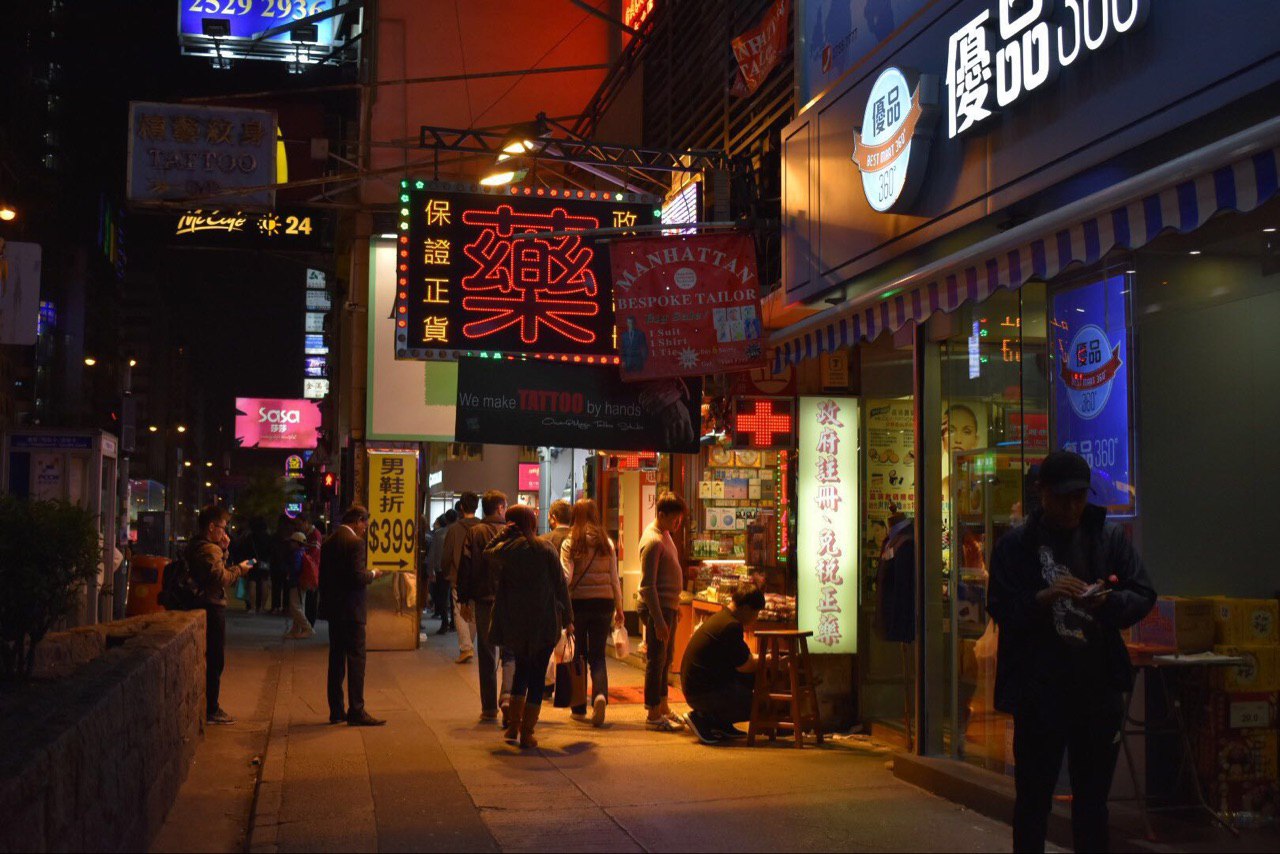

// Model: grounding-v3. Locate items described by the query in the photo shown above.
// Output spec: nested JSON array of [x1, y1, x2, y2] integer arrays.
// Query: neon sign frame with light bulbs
[[397, 180, 660, 363]]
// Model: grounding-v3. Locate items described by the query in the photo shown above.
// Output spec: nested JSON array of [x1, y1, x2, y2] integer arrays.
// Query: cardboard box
[[1215, 645, 1280, 693], [1132, 597, 1216, 652], [1211, 597, 1280, 646]]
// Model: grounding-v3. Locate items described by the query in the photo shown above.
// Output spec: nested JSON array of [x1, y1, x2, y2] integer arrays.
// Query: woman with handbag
[[486, 504, 573, 749], [559, 499, 624, 727]]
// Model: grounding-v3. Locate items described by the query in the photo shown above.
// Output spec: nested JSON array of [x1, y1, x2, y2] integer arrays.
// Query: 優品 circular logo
[[1061, 324, 1122, 420], [852, 67, 936, 213]]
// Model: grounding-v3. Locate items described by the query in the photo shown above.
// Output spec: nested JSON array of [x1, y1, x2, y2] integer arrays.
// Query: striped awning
[[772, 142, 1280, 370]]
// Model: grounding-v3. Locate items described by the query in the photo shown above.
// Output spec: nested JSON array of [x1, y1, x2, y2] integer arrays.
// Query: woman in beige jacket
[[559, 499, 625, 727]]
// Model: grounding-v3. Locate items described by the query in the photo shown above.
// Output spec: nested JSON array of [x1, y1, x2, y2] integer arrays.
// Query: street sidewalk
[[156, 612, 1036, 853]]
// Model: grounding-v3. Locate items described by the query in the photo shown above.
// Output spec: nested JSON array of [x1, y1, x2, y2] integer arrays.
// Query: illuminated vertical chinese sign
[[798, 396, 859, 653], [366, 449, 419, 573], [399, 183, 658, 361]]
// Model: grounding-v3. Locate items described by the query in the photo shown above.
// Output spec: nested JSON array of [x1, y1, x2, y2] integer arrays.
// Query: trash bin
[[126, 554, 170, 616]]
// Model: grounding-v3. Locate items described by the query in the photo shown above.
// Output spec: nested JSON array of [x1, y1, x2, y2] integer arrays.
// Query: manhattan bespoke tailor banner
[[454, 357, 701, 453], [399, 183, 659, 361], [1050, 274, 1135, 514], [234, 397, 322, 449], [610, 233, 764, 381]]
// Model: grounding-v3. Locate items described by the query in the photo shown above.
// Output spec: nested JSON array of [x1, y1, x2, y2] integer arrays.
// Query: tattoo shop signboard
[[127, 102, 277, 207], [797, 396, 859, 653], [399, 183, 659, 362], [454, 357, 701, 453], [610, 233, 765, 381]]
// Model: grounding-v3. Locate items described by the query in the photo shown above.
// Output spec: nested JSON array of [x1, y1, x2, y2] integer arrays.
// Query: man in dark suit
[[318, 504, 385, 726]]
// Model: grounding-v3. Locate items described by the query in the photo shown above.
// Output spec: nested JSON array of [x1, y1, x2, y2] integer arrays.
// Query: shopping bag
[[234, 577, 247, 604], [552, 630, 576, 665], [611, 625, 631, 659], [545, 654, 558, 688], [553, 656, 588, 709]]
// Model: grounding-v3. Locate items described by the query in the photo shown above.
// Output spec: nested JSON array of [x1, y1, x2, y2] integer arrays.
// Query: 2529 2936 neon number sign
[[398, 184, 659, 362]]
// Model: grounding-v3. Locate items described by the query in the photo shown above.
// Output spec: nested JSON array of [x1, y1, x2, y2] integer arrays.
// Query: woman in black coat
[[487, 504, 573, 748]]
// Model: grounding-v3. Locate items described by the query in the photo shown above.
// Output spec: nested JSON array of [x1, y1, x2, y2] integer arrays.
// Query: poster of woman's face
[[942, 405, 982, 454]]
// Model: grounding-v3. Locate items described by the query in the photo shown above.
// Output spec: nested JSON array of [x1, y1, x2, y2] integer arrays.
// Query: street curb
[[244, 643, 292, 854]]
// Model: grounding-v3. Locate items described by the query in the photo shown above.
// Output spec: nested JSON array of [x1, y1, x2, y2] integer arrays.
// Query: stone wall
[[0, 610, 206, 853]]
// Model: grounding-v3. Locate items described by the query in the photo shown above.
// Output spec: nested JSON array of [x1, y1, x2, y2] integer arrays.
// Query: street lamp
[[83, 356, 98, 366], [0, 200, 16, 222], [176, 425, 187, 433]]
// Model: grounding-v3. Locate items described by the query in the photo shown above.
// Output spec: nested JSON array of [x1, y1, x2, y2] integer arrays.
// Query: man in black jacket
[[456, 489, 507, 721], [319, 505, 385, 726], [988, 451, 1155, 853], [187, 505, 252, 725]]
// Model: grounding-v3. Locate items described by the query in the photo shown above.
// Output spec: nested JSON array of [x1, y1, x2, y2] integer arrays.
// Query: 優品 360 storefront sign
[[851, 0, 1150, 212]]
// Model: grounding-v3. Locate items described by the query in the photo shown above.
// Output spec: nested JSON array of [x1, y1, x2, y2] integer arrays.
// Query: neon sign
[[399, 182, 658, 361], [732, 398, 795, 448]]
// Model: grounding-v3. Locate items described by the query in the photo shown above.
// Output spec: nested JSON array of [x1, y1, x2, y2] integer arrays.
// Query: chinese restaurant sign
[[127, 102, 277, 207], [454, 357, 701, 453], [399, 183, 659, 361], [610, 233, 764, 380], [798, 396, 859, 653], [366, 449, 418, 572], [730, 0, 790, 97], [1051, 274, 1134, 514], [946, 0, 1150, 138], [234, 397, 321, 449]]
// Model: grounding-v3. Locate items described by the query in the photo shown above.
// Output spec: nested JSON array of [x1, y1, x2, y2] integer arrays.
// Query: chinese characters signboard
[[399, 183, 658, 361], [610, 234, 764, 380], [454, 357, 701, 453], [128, 102, 277, 206], [234, 397, 321, 449], [945, 0, 1150, 138], [1051, 274, 1135, 514], [798, 396, 859, 653], [366, 450, 418, 571]]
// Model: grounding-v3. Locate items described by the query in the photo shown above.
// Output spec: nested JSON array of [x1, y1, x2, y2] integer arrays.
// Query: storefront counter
[[671, 597, 796, 675]]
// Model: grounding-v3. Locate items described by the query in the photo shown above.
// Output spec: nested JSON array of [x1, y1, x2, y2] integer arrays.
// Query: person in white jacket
[[559, 499, 625, 727]]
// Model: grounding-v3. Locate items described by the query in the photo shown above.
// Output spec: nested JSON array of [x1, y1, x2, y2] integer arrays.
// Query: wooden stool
[[748, 630, 824, 748]]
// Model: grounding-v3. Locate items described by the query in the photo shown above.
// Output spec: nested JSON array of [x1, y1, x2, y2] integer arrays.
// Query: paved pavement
[[155, 610, 1036, 853]]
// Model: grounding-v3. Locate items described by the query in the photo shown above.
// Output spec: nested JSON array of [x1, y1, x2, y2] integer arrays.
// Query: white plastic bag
[[611, 625, 630, 659], [552, 629, 576, 665]]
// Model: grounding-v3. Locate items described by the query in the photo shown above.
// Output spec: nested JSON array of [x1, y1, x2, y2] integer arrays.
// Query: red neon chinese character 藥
[[459, 205, 602, 346]]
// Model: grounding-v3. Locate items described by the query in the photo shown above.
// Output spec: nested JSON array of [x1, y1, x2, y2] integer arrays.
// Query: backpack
[[299, 547, 321, 591], [158, 557, 204, 611]]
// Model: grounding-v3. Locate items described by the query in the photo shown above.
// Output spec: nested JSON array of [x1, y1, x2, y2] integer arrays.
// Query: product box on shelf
[[1211, 597, 1280, 646], [1197, 727, 1279, 784], [1205, 691, 1280, 731], [1215, 645, 1280, 693], [1132, 597, 1216, 652]]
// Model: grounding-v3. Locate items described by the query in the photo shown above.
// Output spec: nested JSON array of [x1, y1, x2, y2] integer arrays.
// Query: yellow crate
[[1210, 598, 1280, 646], [1215, 645, 1280, 693]]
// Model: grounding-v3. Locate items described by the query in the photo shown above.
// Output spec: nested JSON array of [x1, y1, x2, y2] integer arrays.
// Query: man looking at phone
[[988, 451, 1155, 853], [319, 505, 385, 726]]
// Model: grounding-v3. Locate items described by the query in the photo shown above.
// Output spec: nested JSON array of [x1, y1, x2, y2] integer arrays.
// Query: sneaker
[[591, 695, 607, 727], [570, 711, 590, 724], [713, 722, 749, 740], [683, 711, 723, 745], [455, 651, 474, 664], [645, 715, 683, 733], [207, 707, 235, 725]]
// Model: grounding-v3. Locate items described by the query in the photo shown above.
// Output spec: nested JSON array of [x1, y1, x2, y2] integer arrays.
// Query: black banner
[[454, 358, 702, 452]]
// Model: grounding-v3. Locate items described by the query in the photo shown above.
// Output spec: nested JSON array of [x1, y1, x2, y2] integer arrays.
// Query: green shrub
[[0, 496, 102, 680]]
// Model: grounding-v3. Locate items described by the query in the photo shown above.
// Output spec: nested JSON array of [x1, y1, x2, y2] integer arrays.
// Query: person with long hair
[[486, 504, 573, 749], [559, 498, 624, 727]]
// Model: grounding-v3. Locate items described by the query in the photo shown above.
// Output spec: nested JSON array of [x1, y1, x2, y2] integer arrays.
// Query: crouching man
[[680, 583, 764, 744]]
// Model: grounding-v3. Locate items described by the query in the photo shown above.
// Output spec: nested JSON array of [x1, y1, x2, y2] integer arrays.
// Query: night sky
[[56, 1, 351, 460]]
